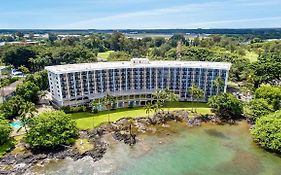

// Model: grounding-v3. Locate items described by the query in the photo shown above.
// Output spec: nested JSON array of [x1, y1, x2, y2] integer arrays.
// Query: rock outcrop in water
[[0, 110, 220, 175]]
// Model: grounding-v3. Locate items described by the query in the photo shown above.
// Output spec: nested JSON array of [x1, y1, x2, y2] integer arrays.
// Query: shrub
[[255, 85, 281, 110], [0, 117, 12, 145], [25, 111, 78, 149], [61, 105, 87, 113], [251, 111, 281, 153], [208, 93, 243, 120], [243, 99, 273, 121], [16, 81, 40, 103]]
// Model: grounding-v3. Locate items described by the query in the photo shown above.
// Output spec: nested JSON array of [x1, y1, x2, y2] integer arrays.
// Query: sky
[[0, 0, 281, 29]]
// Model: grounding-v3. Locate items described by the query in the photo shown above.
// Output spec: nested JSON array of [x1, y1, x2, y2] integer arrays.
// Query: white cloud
[[61, 0, 281, 29]]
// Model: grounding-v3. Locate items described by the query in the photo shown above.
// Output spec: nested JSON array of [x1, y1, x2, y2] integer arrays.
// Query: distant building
[[45, 58, 231, 107], [1, 41, 39, 46]]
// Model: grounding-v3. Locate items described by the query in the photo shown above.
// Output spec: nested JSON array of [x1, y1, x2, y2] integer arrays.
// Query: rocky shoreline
[[0, 110, 221, 175]]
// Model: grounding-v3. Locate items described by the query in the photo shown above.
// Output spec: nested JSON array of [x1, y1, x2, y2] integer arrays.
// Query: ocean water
[[32, 122, 281, 175]]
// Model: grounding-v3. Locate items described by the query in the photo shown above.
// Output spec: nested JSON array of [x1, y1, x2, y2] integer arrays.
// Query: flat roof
[[45, 59, 231, 74]]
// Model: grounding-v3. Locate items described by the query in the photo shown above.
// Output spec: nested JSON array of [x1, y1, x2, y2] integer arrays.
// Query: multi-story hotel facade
[[45, 58, 231, 108]]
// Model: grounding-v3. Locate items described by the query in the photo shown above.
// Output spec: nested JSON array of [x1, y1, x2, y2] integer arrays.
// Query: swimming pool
[[10, 121, 23, 129]]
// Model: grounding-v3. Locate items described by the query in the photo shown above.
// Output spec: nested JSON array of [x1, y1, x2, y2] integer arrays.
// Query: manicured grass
[[70, 102, 211, 130], [97, 51, 114, 60], [244, 51, 258, 63]]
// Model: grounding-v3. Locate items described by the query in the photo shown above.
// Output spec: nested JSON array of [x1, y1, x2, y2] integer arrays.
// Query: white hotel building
[[45, 58, 231, 108]]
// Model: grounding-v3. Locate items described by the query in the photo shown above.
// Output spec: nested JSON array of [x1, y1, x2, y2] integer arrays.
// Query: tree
[[169, 34, 186, 47], [243, 99, 273, 121], [110, 32, 126, 51], [0, 95, 26, 119], [90, 99, 100, 113], [255, 85, 281, 110], [48, 33, 57, 43], [214, 76, 224, 94], [153, 101, 164, 114], [163, 89, 178, 111], [15, 32, 24, 38], [16, 81, 40, 103], [145, 102, 154, 116], [25, 111, 78, 149], [0, 116, 12, 145], [18, 101, 37, 133], [154, 37, 166, 47], [2, 46, 36, 69], [127, 118, 134, 145], [208, 93, 243, 120], [18, 65, 30, 74], [152, 89, 167, 113], [100, 94, 117, 123], [24, 70, 49, 91], [251, 111, 281, 153], [189, 84, 204, 112]]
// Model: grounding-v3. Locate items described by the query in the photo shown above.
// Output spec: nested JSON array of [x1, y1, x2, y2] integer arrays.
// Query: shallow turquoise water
[[34, 122, 281, 175]]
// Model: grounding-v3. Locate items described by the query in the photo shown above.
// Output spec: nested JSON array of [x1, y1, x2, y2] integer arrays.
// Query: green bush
[[251, 111, 281, 153], [61, 105, 88, 113], [0, 117, 12, 145], [0, 95, 26, 119], [208, 93, 242, 120], [25, 111, 78, 149], [16, 81, 40, 103], [243, 99, 273, 121], [255, 85, 281, 110]]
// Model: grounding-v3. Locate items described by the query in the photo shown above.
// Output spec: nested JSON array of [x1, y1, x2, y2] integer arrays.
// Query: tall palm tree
[[153, 89, 164, 104], [189, 84, 204, 112], [214, 76, 224, 94], [18, 101, 37, 134], [90, 99, 100, 128], [91, 99, 100, 112], [163, 89, 178, 111], [100, 94, 117, 123]]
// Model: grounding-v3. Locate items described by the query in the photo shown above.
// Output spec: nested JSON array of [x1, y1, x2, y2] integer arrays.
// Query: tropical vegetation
[[208, 93, 242, 120], [25, 111, 78, 149], [251, 111, 281, 153]]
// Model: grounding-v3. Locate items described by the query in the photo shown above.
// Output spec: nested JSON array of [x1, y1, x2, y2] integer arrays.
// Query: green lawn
[[97, 51, 114, 60], [244, 51, 258, 63], [70, 102, 211, 130]]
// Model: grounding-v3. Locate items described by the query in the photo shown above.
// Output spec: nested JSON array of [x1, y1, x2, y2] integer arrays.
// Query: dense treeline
[[1, 32, 281, 85], [0, 32, 254, 82]]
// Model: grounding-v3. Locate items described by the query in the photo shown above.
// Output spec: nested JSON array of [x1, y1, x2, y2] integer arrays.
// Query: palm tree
[[100, 94, 117, 123], [163, 89, 178, 111], [128, 119, 134, 137], [90, 99, 100, 128], [18, 101, 37, 134], [189, 84, 204, 112], [214, 76, 224, 94], [153, 101, 163, 114], [91, 99, 100, 112], [152, 89, 164, 104], [145, 102, 154, 117]]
